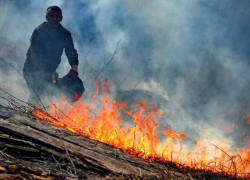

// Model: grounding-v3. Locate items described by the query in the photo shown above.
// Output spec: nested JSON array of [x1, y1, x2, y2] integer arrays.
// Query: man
[[23, 6, 79, 105]]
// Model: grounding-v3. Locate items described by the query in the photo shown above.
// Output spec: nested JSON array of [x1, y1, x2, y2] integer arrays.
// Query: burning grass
[[32, 79, 250, 179]]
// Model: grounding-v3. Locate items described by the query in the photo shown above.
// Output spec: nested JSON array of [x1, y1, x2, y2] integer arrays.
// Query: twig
[[117, 61, 133, 90], [52, 155, 63, 173], [0, 88, 57, 122], [95, 38, 122, 80], [0, 149, 13, 159], [133, 72, 146, 89], [0, 57, 48, 114], [208, 142, 237, 178], [116, 148, 139, 174], [57, 129, 77, 176], [102, 32, 110, 65], [47, 99, 85, 133], [188, 173, 194, 180]]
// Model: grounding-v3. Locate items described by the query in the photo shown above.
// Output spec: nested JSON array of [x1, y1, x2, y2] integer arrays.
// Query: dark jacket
[[23, 22, 78, 74]]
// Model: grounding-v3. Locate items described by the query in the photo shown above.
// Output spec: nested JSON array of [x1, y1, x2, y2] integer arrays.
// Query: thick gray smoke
[[0, 0, 250, 148]]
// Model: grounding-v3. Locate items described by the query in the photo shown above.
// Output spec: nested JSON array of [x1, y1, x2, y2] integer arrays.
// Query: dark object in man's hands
[[54, 71, 84, 103]]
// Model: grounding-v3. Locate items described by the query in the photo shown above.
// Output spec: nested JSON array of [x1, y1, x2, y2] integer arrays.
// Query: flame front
[[33, 79, 250, 178]]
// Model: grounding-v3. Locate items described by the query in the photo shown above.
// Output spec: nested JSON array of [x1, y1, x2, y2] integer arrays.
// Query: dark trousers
[[23, 70, 54, 106]]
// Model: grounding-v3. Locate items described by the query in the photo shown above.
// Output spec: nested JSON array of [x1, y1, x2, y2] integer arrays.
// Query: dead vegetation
[[0, 88, 248, 180]]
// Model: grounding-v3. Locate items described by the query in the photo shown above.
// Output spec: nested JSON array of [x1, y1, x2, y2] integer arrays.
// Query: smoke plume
[[0, 0, 250, 148]]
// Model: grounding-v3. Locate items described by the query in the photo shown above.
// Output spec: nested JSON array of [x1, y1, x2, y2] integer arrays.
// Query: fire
[[33, 79, 250, 178], [162, 128, 187, 141]]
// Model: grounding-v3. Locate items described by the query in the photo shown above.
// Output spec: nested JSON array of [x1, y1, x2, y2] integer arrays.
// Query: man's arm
[[65, 32, 79, 69]]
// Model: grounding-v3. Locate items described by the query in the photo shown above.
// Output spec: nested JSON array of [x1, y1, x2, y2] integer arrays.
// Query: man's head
[[46, 6, 63, 31]]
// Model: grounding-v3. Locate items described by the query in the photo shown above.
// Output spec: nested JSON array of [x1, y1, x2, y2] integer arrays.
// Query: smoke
[[1, 0, 250, 147]]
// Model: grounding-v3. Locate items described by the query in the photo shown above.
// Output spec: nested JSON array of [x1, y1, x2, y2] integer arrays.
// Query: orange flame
[[244, 114, 250, 125], [33, 79, 250, 178], [162, 128, 187, 141]]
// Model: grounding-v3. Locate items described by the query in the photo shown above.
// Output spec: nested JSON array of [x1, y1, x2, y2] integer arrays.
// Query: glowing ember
[[33, 79, 250, 178]]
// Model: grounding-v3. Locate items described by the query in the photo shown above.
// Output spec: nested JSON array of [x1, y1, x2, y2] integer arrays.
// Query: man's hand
[[71, 65, 78, 72], [69, 65, 79, 76]]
